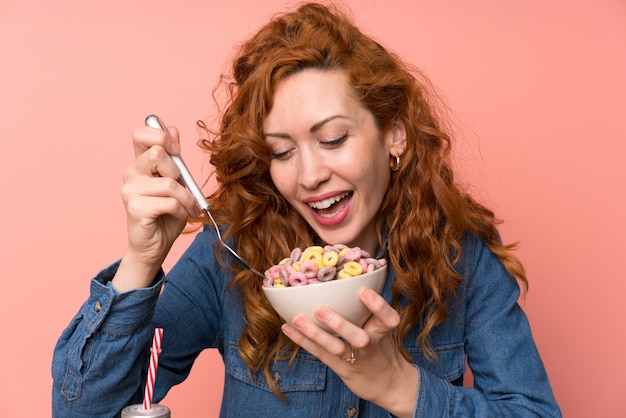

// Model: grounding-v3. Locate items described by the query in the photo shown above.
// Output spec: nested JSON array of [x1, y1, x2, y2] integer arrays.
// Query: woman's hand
[[111, 125, 199, 292], [281, 288, 419, 418]]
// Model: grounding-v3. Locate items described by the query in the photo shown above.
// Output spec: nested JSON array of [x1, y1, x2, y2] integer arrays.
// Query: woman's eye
[[270, 133, 348, 159], [270, 149, 293, 160], [322, 133, 349, 147]]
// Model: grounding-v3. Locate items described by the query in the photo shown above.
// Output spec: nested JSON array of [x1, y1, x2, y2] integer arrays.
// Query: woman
[[52, 3, 561, 417]]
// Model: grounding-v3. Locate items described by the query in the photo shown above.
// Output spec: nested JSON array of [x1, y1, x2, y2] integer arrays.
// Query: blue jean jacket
[[52, 229, 561, 417]]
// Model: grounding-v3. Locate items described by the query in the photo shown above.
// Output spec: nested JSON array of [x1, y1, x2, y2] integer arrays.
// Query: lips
[[307, 191, 351, 211], [306, 191, 353, 225]]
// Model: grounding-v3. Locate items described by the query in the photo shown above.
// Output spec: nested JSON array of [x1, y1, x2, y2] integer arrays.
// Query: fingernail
[[293, 317, 305, 329], [169, 142, 180, 154], [316, 307, 331, 320], [361, 288, 373, 301]]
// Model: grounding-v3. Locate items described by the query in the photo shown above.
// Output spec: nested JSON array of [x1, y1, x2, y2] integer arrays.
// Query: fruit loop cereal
[[263, 245, 386, 288]]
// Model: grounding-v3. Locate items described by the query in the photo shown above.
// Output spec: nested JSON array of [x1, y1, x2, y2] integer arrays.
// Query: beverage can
[[121, 404, 171, 417]]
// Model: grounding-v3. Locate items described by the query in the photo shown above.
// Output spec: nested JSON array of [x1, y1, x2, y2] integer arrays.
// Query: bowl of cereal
[[262, 245, 387, 331]]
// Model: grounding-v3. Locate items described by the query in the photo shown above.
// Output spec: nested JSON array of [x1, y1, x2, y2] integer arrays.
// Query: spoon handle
[[145, 114, 210, 213]]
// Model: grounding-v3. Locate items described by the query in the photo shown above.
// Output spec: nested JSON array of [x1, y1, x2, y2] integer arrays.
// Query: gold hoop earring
[[389, 153, 401, 171]]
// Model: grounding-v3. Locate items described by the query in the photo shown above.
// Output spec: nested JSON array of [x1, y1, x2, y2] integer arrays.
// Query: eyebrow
[[264, 115, 349, 139]]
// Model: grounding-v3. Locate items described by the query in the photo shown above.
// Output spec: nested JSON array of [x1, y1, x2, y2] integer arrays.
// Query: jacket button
[[95, 301, 102, 312], [347, 406, 357, 417], [272, 372, 281, 384]]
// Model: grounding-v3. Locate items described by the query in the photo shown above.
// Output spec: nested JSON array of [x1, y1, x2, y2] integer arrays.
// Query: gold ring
[[345, 346, 356, 364]]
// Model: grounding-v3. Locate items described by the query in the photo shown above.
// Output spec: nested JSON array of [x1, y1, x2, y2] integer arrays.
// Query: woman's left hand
[[281, 287, 419, 418]]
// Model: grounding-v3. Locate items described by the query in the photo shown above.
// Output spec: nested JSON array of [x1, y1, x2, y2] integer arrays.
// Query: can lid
[[121, 404, 171, 418]]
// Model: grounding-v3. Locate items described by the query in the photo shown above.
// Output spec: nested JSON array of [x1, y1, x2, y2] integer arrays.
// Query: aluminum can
[[121, 404, 171, 417]]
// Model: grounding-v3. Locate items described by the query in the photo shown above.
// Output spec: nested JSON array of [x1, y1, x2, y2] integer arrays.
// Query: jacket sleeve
[[52, 229, 226, 418], [51, 262, 163, 417], [412, 235, 562, 417]]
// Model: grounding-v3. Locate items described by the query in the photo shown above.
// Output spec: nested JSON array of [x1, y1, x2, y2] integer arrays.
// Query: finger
[[124, 145, 182, 182], [122, 177, 199, 218], [282, 315, 348, 359], [359, 288, 400, 333], [129, 196, 193, 226], [312, 306, 371, 349], [282, 317, 367, 374], [132, 125, 181, 158]]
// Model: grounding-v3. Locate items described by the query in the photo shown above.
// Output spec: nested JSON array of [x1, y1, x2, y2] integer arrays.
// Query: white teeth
[[308, 192, 349, 210]]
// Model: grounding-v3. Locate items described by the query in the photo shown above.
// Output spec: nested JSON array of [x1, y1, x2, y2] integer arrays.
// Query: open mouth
[[307, 191, 353, 218]]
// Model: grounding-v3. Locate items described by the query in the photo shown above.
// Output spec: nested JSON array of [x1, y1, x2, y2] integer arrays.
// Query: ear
[[387, 119, 407, 156]]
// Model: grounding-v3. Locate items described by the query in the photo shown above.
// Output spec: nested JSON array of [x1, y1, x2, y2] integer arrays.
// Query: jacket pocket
[[406, 341, 466, 383], [225, 341, 326, 393]]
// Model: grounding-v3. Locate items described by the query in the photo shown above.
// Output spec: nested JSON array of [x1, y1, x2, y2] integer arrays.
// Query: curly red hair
[[198, 2, 527, 397]]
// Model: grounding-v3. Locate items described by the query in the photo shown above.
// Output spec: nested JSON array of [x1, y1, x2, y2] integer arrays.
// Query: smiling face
[[264, 69, 406, 254]]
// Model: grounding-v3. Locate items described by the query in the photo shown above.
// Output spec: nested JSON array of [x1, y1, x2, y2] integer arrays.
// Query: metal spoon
[[145, 114, 264, 278]]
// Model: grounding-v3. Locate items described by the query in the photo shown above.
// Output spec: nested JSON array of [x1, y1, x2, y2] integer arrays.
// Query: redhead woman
[[52, 3, 561, 417]]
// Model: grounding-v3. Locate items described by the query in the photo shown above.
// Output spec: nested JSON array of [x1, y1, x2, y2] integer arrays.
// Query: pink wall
[[1, 1, 624, 416]]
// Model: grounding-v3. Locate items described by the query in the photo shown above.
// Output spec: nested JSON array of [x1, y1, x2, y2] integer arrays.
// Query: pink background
[[1, 1, 625, 416]]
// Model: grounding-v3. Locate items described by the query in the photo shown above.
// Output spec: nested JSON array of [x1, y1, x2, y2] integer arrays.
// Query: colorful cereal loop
[[300, 261, 319, 279], [301, 250, 323, 268], [322, 250, 339, 267], [342, 261, 363, 276], [318, 266, 336, 282], [288, 272, 308, 286]]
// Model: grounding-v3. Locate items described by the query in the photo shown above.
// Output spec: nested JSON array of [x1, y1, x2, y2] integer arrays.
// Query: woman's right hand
[[111, 124, 200, 292]]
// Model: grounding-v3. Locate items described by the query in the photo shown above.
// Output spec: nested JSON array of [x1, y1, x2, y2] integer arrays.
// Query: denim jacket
[[52, 229, 561, 417]]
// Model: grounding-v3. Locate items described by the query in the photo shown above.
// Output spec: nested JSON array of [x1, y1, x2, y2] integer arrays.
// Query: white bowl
[[262, 266, 387, 331]]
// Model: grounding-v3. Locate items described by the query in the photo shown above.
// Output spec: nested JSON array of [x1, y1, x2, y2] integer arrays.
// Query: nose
[[297, 149, 331, 190]]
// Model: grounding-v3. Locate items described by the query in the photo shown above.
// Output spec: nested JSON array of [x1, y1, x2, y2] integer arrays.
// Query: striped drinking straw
[[143, 328, 164, 410]]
